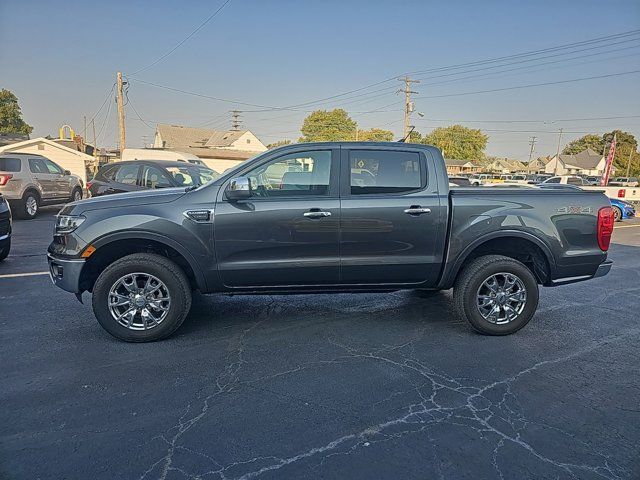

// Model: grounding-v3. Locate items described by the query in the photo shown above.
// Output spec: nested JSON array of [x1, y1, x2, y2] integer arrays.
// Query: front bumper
[[47, 254, 85, 293]]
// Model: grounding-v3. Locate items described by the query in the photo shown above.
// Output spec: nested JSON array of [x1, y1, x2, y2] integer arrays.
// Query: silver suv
[[0, 153, 84, 219]]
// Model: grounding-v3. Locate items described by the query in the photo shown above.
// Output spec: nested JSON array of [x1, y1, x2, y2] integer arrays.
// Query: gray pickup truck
[[48, 142, 614, 342]]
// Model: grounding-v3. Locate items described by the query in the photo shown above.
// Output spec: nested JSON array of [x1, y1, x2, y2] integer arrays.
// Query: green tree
[[266, 140, 291, 149], [563, 130, 640, 176], [357, 128, 394, 142], [407, 130, 423, 143], [562, 134, 604, 155], [299, 109, 356, 142], [422, 124, 488, 160], [0, 89, 33, 135]]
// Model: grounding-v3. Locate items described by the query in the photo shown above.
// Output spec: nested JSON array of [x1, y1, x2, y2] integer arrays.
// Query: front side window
[[114, 164, 140, 185], [141, 166, 173, 189], [44, 159, 63, 174], [350, 150, 422, 195], [245, 150, 332, 198]]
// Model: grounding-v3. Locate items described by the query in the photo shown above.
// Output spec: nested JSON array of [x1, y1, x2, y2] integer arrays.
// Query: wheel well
[[79, 238, 198, 292], [23, 188, 40, 201], [458, 237, 551, 284]]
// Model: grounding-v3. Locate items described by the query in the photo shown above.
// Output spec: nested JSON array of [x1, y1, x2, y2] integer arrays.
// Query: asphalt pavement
[[1, 209, 639, 480]]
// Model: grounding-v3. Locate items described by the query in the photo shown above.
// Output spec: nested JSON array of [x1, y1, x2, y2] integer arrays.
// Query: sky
[[1, 0, 640, 161]]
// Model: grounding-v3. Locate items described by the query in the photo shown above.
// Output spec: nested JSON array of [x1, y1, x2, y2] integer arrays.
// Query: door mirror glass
[[226, 176, 251, 200], [63, 169, 71, 176]]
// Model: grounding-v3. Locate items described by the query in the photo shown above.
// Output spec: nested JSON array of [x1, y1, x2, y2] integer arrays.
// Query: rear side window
[[28, 158, 48, 174], [350, 150, 422, 195], [99, 165, 118, 181], [141, 165, 173, 189], [567, 177, 584, 186], [0, 157, 21, 172], [114, 164, 139, 185]]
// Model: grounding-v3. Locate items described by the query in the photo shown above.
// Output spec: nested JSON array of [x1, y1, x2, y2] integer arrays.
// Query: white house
[[0, 137, 94, 185], [545, 148, 606, 176], [153, 124, 267, 173]]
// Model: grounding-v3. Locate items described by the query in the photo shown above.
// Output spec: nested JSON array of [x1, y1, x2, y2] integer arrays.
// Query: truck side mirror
[[226, 176, 252, 201], [63, 169, 71, 176]]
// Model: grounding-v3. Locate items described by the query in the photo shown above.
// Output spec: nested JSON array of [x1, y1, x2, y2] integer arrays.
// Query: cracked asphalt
[[1, 209, 639, 479]]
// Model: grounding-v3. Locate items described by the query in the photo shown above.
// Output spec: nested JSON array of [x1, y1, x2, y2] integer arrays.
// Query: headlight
[[55, 215, 85, 234]]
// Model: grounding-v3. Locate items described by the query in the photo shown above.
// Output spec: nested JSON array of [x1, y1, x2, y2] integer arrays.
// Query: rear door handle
[[303, 210, 331, 219], [404, 206, 431, 215]]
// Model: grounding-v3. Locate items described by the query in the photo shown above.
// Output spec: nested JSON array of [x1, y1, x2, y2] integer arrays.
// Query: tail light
[[86, 181, 93, 191], [618, 189, 625, 198], [0, 174, 13, 186], [597, 206, 614, 251]]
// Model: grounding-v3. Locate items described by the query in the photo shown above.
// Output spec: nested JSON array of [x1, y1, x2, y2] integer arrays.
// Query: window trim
[[223, 148, 339, 201], [341, 147, 428, 198], [28, 158, 48, 174], [139, 164, 175, 189]]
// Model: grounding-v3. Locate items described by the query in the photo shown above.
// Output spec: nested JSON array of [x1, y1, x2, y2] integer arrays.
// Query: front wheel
[[20, 191, 39, 219], [70, 187, 82, 203], [453, 255, 539, 335], [92, 253, 192, 342]]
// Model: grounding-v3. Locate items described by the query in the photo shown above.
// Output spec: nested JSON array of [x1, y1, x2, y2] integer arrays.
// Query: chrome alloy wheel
[[476, 272, 527, 324], [26, 196, 38, 216], [107, 273, 171, 330]]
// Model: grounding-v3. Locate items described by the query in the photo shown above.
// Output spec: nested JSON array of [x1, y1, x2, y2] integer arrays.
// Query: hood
[[61, 188, 187, 215]]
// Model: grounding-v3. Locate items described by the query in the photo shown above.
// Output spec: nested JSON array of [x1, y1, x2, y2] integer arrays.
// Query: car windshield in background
[[165, 166, 220, 187]]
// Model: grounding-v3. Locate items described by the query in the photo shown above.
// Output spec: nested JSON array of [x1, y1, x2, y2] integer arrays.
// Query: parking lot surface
[[1, 210, 639, 480]]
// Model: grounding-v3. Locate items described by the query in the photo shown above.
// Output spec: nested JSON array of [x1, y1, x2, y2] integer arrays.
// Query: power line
[[130, 0, 233, 76], [418, 70, 640, 100], [79, 83, 116, 137]]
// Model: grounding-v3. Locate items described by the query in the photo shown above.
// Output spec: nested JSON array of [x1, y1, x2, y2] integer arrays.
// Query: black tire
[[19, 191, 40, 219], [612, 206, 622, 222], [0, 239, 9, 262], [92, 253, 192, 342], [70, 187, 83, 203], [453, 255, 539, 335]]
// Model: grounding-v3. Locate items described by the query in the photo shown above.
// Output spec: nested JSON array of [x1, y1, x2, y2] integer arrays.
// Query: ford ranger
[[47, 142, 614, 342]]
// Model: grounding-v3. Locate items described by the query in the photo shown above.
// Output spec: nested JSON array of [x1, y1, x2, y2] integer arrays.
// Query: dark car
[[448, 175, 472, 187], [0, 192, 11, 261], [48, 142, 613, 342], [87, 160, 219, 197]]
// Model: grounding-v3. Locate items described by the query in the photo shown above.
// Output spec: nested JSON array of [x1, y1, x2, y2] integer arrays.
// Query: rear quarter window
[[0, 157, 22, 172]]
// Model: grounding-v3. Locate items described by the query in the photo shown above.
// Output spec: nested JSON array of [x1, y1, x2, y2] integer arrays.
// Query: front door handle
[[404, 206, 431, 215], [303, 210, 332, 219]]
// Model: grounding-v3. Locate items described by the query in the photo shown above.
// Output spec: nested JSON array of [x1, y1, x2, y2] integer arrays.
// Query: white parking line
[[0, 271, 49, 279], [615, 224, 640, 229]]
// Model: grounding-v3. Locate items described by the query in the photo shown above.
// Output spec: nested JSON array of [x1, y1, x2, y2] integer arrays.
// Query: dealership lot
[[1, 210, 639, 479]]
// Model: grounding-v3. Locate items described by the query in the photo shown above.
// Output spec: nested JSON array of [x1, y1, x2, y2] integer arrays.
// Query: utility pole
[[116, 71, 126, 153], [528, 136, 537, 163], [91, 119, 98, 175], [553, 128, 563, 175], [398, 76, 420, 139], [83, 115, 87, 140], [230, 110, 242, 131]]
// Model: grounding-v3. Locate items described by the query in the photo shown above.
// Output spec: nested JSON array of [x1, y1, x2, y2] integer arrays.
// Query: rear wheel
[[71, 187, 82, 203], [0, 239, 9, 261], [612, 206, 622, 222], [20, 191, 39, 219], [453, 255, 539, 335], [92, 253, 192, 342]]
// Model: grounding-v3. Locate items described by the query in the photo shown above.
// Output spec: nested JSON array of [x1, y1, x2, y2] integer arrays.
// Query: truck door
[[214, 148, 340, 288], [339, 147, 444, 286]]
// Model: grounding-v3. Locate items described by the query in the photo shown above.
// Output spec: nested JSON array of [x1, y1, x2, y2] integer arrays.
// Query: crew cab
[[47, 142, 614, 342]]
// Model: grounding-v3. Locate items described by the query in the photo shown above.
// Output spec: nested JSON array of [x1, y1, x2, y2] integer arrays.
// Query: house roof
[[0, 137, 94, 160], [445, 159, 476, 167], [157, 124, 248, 149], [0, 133, 29, 146], [557, 148, 602, 170]]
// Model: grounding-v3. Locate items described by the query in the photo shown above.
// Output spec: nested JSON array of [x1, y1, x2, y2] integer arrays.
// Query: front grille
[[0, 218, 10, 236]]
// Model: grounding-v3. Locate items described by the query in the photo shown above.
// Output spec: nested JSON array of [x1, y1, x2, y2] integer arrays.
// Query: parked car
[[87, 160, 220, 197], [609, 198, 636, 221], [469, 174, 489, 186], [583, 176, 600, 185], [609, 177, 639, 187], [541, 175, 590, 186], [503, 174, 529, 185], [526, 174, 552, 184], [448, 175, 472, 187], [0, 192, 11, 261], [48, 142, 614, 342], [0, 153, 83, 219]]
